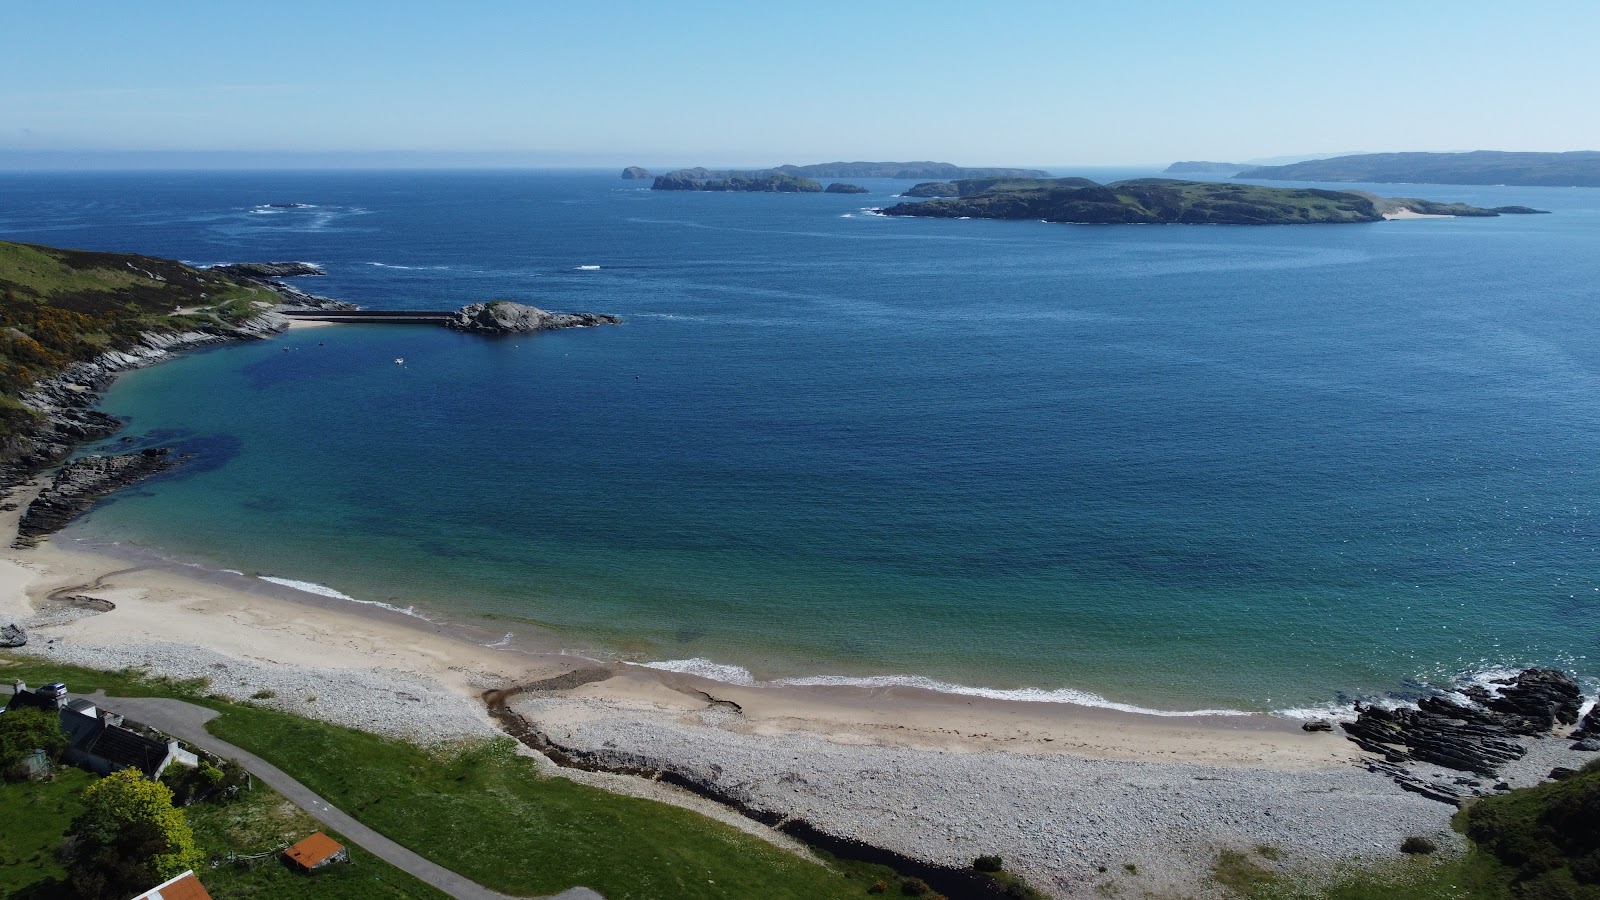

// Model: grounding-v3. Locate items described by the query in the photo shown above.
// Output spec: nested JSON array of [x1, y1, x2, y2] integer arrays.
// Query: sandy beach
[[5, 478, 1551, 897]]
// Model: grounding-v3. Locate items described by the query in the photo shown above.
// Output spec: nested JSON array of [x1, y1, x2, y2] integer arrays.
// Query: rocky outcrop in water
[[15, 449, 179, 546], [445, 301, 621, 334], [621, 166, 653, 180], [209, 262, 325, 278], [824, 183, 869, 194]]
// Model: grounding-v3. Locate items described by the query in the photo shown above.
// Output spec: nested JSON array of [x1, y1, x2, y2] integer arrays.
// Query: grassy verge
[[206, 704, 875, 899], [3, 656, 881, 898]]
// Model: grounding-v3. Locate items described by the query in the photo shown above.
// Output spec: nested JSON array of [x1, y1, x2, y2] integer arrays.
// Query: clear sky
[[3, 0, 1597, 168]]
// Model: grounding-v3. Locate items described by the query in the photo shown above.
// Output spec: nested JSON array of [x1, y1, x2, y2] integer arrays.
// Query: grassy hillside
[[0, 240, 275, 452]]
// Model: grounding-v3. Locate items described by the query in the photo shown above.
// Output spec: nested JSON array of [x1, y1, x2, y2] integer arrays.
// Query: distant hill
[[644, 161, 1052, 192], [1236, 151, 1600, 187], [879, 178, 1542, 225], [774, 161, 1052, 180], [1163, 161, 1243, 175]]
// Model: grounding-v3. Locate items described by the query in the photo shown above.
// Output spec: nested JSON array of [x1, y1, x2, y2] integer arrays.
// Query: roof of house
[[66, 698, 98, 714], [284, 831, 345, 868], [88, 723, 170, 777], [128, 869, 213, 900]]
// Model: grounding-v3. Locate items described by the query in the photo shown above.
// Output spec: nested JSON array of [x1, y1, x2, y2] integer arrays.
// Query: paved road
[[97, 693, 603, 900]]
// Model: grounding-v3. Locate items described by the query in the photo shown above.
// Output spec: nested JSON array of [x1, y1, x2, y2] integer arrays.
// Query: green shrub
[[901, 877, 930, 896], [974, 855, 1003, 872], [1400, 836, 1438, 855]]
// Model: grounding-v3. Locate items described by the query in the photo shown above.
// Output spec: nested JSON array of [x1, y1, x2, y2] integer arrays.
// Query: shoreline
[[1, 270, 1591, 896], [9, 467, 1598, 896]]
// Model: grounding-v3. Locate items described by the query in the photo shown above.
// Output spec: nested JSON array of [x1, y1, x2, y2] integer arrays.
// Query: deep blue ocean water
[[3, 168, 1598, 714]]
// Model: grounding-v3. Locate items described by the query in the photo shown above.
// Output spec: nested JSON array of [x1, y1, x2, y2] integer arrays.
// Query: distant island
[[652, 169, 823, 192], [646, 161, 1053, 192], [1164, 161, 1244, 175], [878, 178, 1547, 225], [1235, 151, 1600, 187], [824, 182, 869, 194], [620, 166, 653, 180]]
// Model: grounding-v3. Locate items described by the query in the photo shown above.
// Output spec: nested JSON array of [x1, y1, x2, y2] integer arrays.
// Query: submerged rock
[[15, 450, 180, 546], [445, 301, 621, 335]]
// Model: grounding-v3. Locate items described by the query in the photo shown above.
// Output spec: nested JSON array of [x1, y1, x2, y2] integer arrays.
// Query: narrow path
[[97, 694, 602, 900]]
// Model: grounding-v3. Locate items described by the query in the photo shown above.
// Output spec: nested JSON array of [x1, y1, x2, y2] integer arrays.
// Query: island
[[824, 182, 869, 194], [620, 166, 653, 180], [648, 161, 1054, 192], [1235, 150, 1600, 187], [877, 178, 1546, 225], [1163, 161, 1244, 175], [651, 169, 823, 192]]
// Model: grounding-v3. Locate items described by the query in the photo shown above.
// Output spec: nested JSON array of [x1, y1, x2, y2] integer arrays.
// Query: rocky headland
[[14, 449, 180, 546], [205, 260, 355, 311], [620, 166, 653, 180]]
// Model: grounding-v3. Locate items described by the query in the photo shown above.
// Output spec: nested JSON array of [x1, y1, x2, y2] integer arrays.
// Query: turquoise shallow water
[[4, 169, 1598, 713]]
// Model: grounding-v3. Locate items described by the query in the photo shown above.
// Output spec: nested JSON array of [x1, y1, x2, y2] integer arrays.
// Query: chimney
[[10, 679, 23, 695]]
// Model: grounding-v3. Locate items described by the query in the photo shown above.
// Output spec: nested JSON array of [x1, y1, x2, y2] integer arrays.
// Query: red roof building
[[284, 831, 349, 871]]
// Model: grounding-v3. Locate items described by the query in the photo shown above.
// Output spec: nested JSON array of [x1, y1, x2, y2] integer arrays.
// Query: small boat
[[394, 357, 405, 365]]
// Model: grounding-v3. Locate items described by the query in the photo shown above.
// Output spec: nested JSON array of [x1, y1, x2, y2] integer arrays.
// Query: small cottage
[[128, 869, 213, 900], [284, 831, 349, 873], [8, 680, 198, 778]]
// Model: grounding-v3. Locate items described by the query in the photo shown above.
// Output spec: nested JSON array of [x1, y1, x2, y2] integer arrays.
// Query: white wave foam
[[257, 575, 429, 620], [576, 265, 602, 270], [367, 262, 449, 270], [485, 632, 514, 649], [630, 658, 1251, 716], [635, 658, 758, 685]]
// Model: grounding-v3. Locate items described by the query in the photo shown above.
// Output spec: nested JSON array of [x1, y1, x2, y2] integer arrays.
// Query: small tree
[[0, 707, 67, 779], [66, 768, 203, 900]]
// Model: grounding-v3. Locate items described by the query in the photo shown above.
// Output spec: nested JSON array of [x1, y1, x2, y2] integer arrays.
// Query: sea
[[2, 167, 1597, 717]]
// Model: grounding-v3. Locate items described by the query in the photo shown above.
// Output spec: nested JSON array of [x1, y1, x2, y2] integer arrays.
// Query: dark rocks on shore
[[1569, 697, 1600, 739], [1466, 667, 1583, 731], [15, 449, 180, 546], [0, 623, 25, 647], [621, 166, 653, 180], [209, 262, 325, 278], [1301, 719, 1334, 732], [824, 182, 870, 194], [1343, 667, 1586, 805], [445, 301, 621, 335]]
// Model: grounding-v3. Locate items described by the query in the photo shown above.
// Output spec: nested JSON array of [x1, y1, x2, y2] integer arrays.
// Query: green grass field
[[1, 656, 879, 899]]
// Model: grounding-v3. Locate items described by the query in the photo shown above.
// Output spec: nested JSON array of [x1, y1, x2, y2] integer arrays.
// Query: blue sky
[[3, 0, 1597, 168]]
